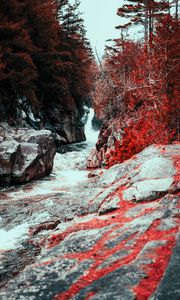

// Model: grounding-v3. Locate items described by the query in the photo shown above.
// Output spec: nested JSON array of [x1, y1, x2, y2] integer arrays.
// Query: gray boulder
[[0, 126, 56, 185]]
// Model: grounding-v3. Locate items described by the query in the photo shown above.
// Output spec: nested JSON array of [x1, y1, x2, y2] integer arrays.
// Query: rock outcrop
[[0, 99, 86, 151], [0, 124, 56, 185], [0, 143, 179, 299], [45, 104, 86, 148], [87, 121, 123, 168]]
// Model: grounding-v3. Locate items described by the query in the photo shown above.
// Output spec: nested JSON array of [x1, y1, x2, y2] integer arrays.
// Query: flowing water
[[0, 108, 99, 251]]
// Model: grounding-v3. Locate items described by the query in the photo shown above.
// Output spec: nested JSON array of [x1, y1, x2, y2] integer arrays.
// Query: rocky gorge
[[0, 101, 91, 185], [0, 109, 179, 299]]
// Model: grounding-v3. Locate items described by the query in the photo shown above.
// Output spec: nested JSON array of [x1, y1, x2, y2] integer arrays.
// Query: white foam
[[0, 223, 29, 251]]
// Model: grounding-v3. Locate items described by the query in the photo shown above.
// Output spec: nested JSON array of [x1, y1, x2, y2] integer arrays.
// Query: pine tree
[[58, 0, 93, 112], [0, 0, 38, 115], [25, 0, 66, 107], [117, 0, 170, 41], [0, 0, 93, 119]]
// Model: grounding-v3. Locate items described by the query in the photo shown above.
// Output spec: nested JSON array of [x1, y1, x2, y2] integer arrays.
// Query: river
[[0, 108, 99, 251]]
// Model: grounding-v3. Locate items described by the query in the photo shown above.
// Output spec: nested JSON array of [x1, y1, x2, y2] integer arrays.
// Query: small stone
[[98, 195, 120, 215]]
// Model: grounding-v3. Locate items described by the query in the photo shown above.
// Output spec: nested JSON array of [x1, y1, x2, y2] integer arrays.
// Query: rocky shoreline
[[0, 143, 179, 299]]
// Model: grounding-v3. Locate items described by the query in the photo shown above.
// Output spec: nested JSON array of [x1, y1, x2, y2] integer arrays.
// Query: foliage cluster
[[0, 0, 92, 119], [92, 1, 180, 166]]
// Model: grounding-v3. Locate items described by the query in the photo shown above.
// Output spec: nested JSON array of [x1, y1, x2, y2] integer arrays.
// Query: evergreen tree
[[0, 0, 93, 118], [0, 0, 38, 115], [25, 0, 67, 107], [117, 0, 170, 41], [58, 0, 93, 112]]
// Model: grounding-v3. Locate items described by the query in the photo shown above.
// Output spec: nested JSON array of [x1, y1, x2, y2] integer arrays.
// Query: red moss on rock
[[52, 198, 179, 300]]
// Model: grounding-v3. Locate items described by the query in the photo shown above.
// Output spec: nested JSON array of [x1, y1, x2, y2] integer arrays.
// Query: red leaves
[[93, 13, 180, 168], [106, 109, 175, 167]]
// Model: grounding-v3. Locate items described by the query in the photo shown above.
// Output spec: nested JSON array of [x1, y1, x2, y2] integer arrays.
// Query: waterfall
[[84, 108, 99, 145]]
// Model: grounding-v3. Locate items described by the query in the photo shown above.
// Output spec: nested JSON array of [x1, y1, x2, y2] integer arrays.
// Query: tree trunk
[[175, 0, 179, 19], [144, 0, 148, 42]]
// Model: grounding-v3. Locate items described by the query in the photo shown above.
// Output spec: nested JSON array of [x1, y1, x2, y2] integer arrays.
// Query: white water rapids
[[0, 108, 99, 250]]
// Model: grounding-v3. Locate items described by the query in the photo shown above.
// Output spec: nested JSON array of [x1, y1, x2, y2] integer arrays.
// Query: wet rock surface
[[45, 104, 86, 149], [0, 143, 179, 299], [0, 97, 86, 148], [0, 124, 56, 185]]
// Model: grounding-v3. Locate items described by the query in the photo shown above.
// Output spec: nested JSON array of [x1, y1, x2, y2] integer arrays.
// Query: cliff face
[[44, 103, 86, 149], [0, 98, 86, 151]]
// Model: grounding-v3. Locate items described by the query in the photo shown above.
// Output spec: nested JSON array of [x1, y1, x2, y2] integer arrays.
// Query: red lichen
[[134, 237, 177, 299], [52, 197, 179, 300]]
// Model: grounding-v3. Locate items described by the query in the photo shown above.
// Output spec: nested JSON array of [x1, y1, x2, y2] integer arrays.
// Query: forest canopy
[[92, 0, 180, 166], [0, 0, 93, 119]]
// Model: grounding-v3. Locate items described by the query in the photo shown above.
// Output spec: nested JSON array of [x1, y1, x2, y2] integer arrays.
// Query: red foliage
[[106, 108, 175, 167], [93, 14, 180, 167]]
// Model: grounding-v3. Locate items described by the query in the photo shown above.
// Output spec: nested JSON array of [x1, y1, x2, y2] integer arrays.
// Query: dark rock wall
[[44, 104, 86, 148], [0, 99, 86, 149]]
